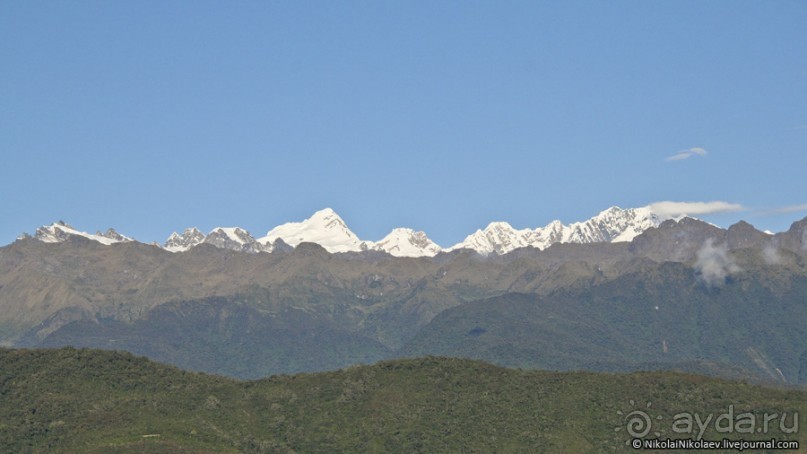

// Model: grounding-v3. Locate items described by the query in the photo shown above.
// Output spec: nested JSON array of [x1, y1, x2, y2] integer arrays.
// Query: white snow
[[26, 205, 702, 257], [257, 208, 364, 253], [163, 227, 205, 252], [34, 222, 129, 246], [369, 228, 442, 257], [446, 222, 529, 256], [446, 206, 663, 255], [210, 227, 251, 244]]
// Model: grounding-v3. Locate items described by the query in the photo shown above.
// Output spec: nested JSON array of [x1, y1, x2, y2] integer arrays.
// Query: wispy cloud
[[755, 203, 807, 216], [647, 201, 746, 219], [666, 147, 707, 162], [772, 203, 807, 214], [762, 245, 781, 265]]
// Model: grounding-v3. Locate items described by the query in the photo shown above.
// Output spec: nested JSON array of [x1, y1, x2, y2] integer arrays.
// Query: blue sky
[[2, 1, 806, 246]]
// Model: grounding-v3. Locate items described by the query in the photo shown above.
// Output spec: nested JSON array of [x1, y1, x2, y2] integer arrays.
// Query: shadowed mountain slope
[[2, 216, 806, 380]]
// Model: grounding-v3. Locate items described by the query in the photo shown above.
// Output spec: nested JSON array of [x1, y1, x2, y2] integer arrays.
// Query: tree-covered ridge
[[402, 263, 807, 384], [1, 348, 804, 453]]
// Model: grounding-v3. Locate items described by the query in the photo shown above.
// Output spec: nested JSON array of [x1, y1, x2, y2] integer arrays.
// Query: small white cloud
[[666, 147, 707, 162], [695, 239, 741, 287], [647, 201, 746, 220]]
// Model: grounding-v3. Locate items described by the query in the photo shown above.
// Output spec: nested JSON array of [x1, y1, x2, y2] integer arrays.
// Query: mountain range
[[22, 205, 673, 257], [3, 207, 807, 383]]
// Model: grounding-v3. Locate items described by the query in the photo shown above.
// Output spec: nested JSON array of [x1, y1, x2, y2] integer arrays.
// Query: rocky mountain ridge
[[3, 213, 807, 380], [23, 205, 692, 257]]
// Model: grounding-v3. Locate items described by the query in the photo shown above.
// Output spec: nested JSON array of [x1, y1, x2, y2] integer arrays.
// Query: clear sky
[[2, 1, 806, 247]]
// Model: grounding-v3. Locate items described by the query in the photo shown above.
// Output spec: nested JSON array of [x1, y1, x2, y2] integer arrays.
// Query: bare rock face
[[164, 227, 206, 252], [270, 237, 294, 253], [773, 217, 807, 255], [97, 228, 133, 243], [726, 221, 768, 250], [35, 221, 76, 243], [204, 228, 266, 253], [628, 217, 726, 262]]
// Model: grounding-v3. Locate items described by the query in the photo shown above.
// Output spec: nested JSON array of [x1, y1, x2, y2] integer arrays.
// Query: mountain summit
[[164, 227, 205, 252], [34, 221, 133, 245], [447, 206, 662, 255], [370, 228, 443, 257], [23, 205, 687, 257], [258, 208, 364, 253]]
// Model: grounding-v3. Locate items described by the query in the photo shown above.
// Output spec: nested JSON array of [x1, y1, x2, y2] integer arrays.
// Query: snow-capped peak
[[562, 206, 660, 244], [164, 227, 205, 252], [205, 227, 265, 253], [447, 206, 664, 255], [33, 221, 131, 246], [208, 227, 252, 245], [96, 228, 133, 243], [258, 208, 363, 253], [23, 205, 679, 257], [369, 228, 442, 257], [446, 222, 529, 255]]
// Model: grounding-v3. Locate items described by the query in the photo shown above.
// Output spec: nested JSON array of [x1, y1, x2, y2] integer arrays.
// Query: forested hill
[[1, 348, 804, 453]]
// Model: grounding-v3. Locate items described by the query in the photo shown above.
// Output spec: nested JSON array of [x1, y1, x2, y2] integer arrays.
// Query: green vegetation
[[401, 263, 807, 384], [25, 261, 807, 384], [1, 348, 804, 452], [33, 295, 391, 379]]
